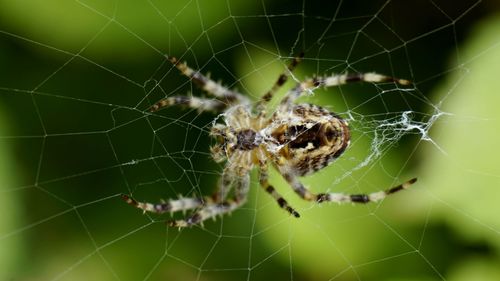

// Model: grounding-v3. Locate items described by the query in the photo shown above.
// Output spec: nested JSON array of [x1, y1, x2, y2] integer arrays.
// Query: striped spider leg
[[256, 52, 304, 111], [167, 173, 251, 228], [278, 72, 411, 112], [150, 55, 250, 113], [122, 166, 250, 228]]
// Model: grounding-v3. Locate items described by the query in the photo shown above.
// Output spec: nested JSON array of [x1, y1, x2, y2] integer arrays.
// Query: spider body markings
[[122, 54, 417, 228]]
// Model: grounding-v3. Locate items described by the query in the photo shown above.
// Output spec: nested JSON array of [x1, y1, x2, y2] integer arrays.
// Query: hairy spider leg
[[258, 52, 305, 110], [315, 178, 417, 204], [150, 95, 228, 113], [167, 56, 250, 104], [278, 168, 316, 201], [121, 163, 240, 213], [211, 167, 237, 203], [277, 165, 416, 205], [233, 171, 251, 202], [258, 161, 300, 217], [121, 194, 206, 214], [279, 72, 411, 111], [168, 174, 250, 228]]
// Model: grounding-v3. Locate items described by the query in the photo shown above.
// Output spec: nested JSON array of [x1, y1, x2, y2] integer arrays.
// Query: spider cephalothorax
[[122, 54, 417, 227]]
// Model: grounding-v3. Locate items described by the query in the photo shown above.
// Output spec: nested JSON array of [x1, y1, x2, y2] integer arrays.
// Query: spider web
[[1, 0, 500, 280]]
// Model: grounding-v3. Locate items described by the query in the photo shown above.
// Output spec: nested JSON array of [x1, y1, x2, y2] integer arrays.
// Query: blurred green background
[[1, 0, 500, 280]]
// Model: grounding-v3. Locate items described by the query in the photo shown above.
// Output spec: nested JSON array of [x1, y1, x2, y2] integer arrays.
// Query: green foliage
[[414, 15, 500, 280]]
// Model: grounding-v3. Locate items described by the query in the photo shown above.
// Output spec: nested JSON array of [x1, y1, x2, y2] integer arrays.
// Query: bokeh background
[[1, 0, 500, 280]]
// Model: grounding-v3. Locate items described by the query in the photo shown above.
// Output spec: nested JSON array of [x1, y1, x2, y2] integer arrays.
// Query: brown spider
[[122, 53, 417, 227]]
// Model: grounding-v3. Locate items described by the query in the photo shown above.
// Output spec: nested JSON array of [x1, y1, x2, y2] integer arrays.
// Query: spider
[[122, 53, 417, 228]]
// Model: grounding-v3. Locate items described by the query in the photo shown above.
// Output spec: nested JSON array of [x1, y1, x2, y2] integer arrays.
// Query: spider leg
[[279, 167, 416, 205], [211, 167, 236, 203], [278, 72, 411, 111], [121, 164, 238, 215], [279, 167, 316, 201], [234, 171, 251, 202], [316, 178, 417, 204], [167, 200, 242, 228], [257, 52, 304, 109], [167, 56, 250, 104], [168, 174, 250, 228], [121, 194, 205, 214], [149, 95, 227, 113], [259, 161, 300, 217]]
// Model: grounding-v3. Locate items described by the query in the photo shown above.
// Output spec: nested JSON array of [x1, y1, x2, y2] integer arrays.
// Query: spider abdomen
[[273, 104, 350, 176]]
